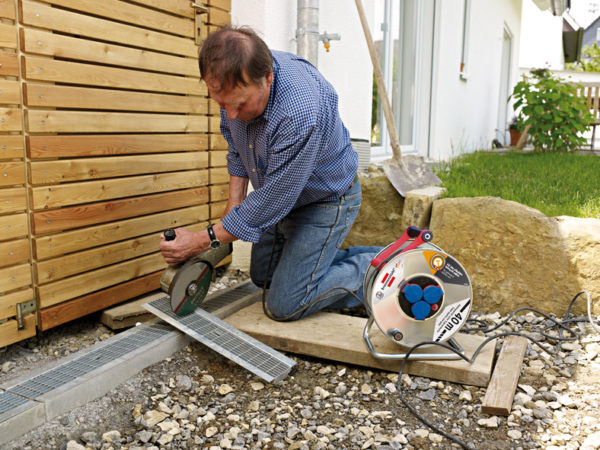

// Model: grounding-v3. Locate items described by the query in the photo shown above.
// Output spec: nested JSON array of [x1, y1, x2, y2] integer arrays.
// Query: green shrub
[[509, 68, 592, 152]]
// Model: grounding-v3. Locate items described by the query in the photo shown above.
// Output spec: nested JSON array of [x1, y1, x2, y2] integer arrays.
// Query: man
[[160, 26, 380, 320]]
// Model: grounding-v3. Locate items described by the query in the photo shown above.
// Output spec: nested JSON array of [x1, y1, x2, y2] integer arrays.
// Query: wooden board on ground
[[225, 302, 495, 387], [481, 336, 528, 415]]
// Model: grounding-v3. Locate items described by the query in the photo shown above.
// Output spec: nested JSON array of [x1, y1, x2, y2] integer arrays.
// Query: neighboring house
[[230, 1, 524, 161]]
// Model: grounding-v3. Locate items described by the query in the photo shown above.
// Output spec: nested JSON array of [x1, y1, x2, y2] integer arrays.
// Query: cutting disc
[[168, 260, 213, 316], [366, 247, 472, 347]]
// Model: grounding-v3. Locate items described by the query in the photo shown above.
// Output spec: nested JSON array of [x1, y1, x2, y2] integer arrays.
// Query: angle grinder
[[160, 228, 232, 316], [362, 226, 473, 359]]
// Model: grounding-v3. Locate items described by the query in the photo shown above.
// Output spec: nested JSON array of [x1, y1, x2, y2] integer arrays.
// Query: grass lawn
[[434, 151, 600, 218]]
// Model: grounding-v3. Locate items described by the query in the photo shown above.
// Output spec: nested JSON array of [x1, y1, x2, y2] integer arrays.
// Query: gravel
[[1, 268, 600, 449]]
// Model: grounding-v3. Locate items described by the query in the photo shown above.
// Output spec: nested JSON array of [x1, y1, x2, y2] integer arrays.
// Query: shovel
[[354, 0, 441, 196]]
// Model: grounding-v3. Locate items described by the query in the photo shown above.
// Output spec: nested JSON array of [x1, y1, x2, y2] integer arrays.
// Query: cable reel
[[363, 226, 473, 360]]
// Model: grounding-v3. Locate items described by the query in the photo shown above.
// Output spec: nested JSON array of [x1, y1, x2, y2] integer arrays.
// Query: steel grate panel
[[143, 296, 295, 383], [0, 391, 30, 415], [202, 281, 259, 313], [1, 323, 173, 418]]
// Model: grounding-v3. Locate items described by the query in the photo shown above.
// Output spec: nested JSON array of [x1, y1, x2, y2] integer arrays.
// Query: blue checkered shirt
[[220, 50, 358, 243]]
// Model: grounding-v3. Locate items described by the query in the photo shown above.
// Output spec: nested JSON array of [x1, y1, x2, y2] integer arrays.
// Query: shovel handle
[[164, 229, 176, 241]]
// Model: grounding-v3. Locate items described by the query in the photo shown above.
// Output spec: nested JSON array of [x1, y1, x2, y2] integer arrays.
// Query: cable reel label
[[433, 297, 471, 342], [373, 259, 404, 304]]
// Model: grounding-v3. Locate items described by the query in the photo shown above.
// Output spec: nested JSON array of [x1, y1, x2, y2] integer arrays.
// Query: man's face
[[205, 72, 273, 122]]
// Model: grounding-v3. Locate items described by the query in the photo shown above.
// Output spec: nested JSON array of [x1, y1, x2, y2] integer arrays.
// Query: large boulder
[[429, 197, 600, 315]]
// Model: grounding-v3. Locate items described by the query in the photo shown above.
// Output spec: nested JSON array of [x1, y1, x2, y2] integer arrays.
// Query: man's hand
[[159, 227, 208, 266]]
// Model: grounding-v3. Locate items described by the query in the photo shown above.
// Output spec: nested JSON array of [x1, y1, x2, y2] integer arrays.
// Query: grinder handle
[[164, 229, 176, 241]]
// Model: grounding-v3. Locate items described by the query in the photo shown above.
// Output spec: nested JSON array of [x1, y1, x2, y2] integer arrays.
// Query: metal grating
[[0, 323, 173, 416], [202, 281, 260, 313], [143, 296, 295, 383]]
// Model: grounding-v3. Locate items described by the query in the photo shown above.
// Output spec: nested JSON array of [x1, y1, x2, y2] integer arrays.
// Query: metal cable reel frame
[[362, 227, 473, 361]]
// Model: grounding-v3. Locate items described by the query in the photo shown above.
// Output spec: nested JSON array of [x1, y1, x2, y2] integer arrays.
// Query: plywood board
[[481, 336, 528, 415], [0, 288, 34, 321], [24, 83, 206, 114], [226, 303, 495, 387], [32, 187, 209, 234], [0, 52, 18, 77], [38, 271, 163, 330], [34, 206, 208, 259], [0, 238, 29, 268], [23, 56, 205, 96], [0, 263, 32, 292], [0, 161, 25, 186], [0, 187, 26, 214], [30, 152, 208, 184], [0, 213, 28, 240], [30, 170, 208, 209], [36, 223, 205, 284], [26, 110, 208, 133], [37, 252, 165, 307], [35, 0, 194, 37], [0, 315, 36, 348], [20, 1, 197, 57], [27, 134, 208, 158], [21, 29, 198, 77], [0, 135, 24, 159]]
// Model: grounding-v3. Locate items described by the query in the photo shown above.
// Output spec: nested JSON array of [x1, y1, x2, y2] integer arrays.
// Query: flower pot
[[509, 129, 522, 146]]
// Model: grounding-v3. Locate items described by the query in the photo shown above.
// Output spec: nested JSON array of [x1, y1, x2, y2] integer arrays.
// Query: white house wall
[[231, 0, 374, 141], [428, 0, 522, 160]]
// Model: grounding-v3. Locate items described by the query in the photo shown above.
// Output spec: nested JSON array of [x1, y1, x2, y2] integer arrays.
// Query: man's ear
[[265, 71, 274, 87]]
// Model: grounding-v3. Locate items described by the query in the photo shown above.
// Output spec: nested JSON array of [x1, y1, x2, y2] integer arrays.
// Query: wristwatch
[[206, 224, 221, 249]]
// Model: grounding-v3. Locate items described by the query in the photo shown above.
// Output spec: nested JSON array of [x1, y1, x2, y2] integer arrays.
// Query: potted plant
[[508, 116, 522, 146]]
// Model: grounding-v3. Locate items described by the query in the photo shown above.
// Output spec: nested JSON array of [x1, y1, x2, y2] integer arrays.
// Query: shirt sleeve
[[221, 117, 319, 243], [220, 112, 249, 179]]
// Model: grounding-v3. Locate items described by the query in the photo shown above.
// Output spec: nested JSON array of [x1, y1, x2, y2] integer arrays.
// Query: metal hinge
[[16, 299, 36, 330], [191, 2, 209, 46]]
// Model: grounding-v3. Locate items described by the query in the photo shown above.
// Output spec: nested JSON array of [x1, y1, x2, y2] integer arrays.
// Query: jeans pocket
[[336, 204, 360, 247]]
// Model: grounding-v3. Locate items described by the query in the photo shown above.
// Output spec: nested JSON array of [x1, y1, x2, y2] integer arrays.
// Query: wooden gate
[[0, 0, 231, 347]]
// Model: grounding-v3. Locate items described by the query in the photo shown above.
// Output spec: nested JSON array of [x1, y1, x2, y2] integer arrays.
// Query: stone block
[[400, 186, 446, 230]]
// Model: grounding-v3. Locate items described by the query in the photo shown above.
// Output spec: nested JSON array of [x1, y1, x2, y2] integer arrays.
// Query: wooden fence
[[0, 0, 231, 347]]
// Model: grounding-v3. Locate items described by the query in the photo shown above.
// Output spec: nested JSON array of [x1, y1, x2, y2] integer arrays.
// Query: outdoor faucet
[[319, 32, 341, 52]]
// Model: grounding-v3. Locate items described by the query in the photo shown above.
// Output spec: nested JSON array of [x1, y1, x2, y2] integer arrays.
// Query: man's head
[[199, 26, 274, 121]]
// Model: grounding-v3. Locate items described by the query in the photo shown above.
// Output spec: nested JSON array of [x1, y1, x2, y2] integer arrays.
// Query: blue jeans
[[250, 179, 382, 320]]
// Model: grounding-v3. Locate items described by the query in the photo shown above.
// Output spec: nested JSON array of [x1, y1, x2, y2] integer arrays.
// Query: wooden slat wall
[[0, 0, 231, 342]]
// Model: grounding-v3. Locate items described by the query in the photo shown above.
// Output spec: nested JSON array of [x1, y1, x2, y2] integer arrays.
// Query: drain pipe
[[296, 0, 320, 65]]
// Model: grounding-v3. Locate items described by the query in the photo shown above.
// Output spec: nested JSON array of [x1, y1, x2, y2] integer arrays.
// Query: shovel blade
[[382, 156, 441, 197]]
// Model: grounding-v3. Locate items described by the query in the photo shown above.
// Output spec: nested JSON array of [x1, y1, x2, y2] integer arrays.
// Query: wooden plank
[[209, 166, 229, 184], [0, 23, 16, 49], [30, 170, 208, 209], [0, 0, 16, 20], [24, 83, 206, 114], [210, 184, 229, 202], [0, 213, 28, 240], [0, 288, 34, 321], [36, 223, 205, 283], [20, 0, 198, 57], [210, 134, 229, 151], [27, 110, 208, 134], [34, 205, 208, 259], [0, 161, 25, 186], [21, 28, 198, 77], [100, 292, 163, 330], [207, 0, 232, 11], [226, 303, 495, 387], [38, 271, 162, 330], [210, 150, 227, 166], [0, 238, 29, 268], [0, 315, 36, 348], [0, 134, 24, 159], [0, 80, 20, 104], [481, 336, 529, 416], [36, 0, 194, 37], [0, 263, 32, 292], [0, 187, 27, 213], [30, 152, 208, 184], [0, 52, 18, 76], [32, 187, 209, 234], [37, 252, 166, 307], [208, 8, 230, 26], [23, 56, 205, 96], [210, 200, 227, 219], [0, 108, 22, 132], [27, 134, 208, 159], [127, 0, 193, 18]]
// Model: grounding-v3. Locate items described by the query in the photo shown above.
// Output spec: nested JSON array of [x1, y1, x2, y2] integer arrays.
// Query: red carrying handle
[[370, 226, 433, 268]]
